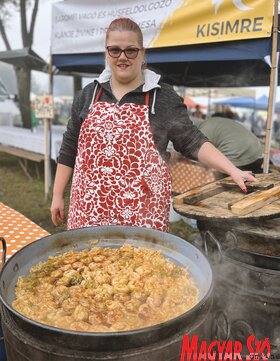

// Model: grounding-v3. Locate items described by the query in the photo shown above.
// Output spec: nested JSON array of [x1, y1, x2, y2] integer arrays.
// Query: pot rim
[[0, 225, 213, 337]]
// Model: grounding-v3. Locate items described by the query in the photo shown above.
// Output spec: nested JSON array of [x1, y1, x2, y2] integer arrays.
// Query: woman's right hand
[[50, 164, 73, 227], [50, 195, 66, 226]]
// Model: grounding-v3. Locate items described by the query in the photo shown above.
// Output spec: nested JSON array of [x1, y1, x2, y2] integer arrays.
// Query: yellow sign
[[35, 95, 54, 119], [52, 0, 274, 54], [150, 0, 273, 47]]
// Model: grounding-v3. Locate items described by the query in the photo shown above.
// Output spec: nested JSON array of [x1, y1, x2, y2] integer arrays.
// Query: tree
[[0, 0, 39, 128]]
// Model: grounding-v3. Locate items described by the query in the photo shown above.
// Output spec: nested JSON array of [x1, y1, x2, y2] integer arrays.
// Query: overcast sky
[[0, 0, 273, 100]]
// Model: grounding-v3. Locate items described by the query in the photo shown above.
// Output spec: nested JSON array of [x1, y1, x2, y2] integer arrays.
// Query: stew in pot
[[13, 244, 199, 332]]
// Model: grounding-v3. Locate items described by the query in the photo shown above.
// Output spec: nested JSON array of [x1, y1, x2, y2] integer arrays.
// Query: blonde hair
[[106, 18, 144, 48]]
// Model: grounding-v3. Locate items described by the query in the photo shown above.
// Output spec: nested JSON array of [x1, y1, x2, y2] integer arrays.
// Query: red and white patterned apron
[[67, 88, 171, 232]]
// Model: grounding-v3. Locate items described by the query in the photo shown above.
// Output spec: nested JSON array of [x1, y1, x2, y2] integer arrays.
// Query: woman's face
[[105, 30, 144, 85]]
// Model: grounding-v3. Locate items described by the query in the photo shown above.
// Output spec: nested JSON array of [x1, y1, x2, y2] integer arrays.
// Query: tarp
[[213, 94, 280, 112], [0, 48, 48, 72], [52, 0, 273, 54], [214, 94, 269, 110], [184, 96, 198, 109], [185, 87, 256, 98]]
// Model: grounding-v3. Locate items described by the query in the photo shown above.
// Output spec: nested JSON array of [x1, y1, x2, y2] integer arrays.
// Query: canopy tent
[[0, 48, 48, 72], [184, 96, 198, 109], [185, 88, 256, 98], [184, 96, 207, 110], [50, 0, 278, 172], [213, 95, 271, 110], [52, 37, 278, 87], [51, 0, 276, 87]]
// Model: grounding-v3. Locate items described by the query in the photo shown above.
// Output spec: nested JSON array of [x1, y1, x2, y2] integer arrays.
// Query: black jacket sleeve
[[155, 84, 209, 160], [57, 90, 83, 168]]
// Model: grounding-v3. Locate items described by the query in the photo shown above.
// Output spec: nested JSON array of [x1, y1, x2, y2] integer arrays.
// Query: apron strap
[[145, 92, 150, 106], [94, 87, 103, 103]]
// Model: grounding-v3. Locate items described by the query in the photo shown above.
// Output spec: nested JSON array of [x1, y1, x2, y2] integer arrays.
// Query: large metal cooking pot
[[0, 226, 213, 352]]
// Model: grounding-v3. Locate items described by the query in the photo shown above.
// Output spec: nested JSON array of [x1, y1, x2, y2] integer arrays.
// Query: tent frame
[[263, 0, 279, 173]]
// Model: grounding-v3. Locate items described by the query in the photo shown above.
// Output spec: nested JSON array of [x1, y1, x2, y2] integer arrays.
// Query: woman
[[51, 18, 255, 232]]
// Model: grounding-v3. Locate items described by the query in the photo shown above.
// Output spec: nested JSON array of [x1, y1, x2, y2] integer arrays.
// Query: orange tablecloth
[[0, 202, 50, 265], [170, 159, 216, 194]]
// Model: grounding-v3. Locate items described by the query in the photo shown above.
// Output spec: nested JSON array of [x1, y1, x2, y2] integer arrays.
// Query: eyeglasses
[[106, 46, 141, 59]]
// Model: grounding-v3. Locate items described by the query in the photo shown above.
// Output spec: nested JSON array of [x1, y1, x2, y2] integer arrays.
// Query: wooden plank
[[173, 174, 280, 221], [173, 181, 223, 205], [219, 179, 274, 192], [18, 159, 33, 181], [0, 144, 44, 162], [229, 185, 280, 216]]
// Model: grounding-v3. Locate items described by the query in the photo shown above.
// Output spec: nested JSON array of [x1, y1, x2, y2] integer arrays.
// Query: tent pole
[[208, 89, 211, 116], [263, 0, 279, 173], [49, 52, 54, 189], [44, 52, 53, 200], [49, 52, 53, 95]]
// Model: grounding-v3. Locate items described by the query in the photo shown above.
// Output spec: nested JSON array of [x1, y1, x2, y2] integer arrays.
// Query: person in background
[[191, 115, 264, 175], [212, 104, 236, 120], [50, 17, 255, 232], [192, 104, 205, 119]]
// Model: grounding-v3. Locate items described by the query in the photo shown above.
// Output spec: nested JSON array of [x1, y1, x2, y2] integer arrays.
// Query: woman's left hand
[[229, 168, 256, 193], [197, 142, 257, 192]]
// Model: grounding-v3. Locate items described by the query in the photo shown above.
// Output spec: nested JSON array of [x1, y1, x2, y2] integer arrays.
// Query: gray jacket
[[57, 69, 208, 168]]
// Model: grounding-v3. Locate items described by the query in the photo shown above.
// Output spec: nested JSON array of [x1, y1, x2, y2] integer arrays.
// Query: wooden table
[[174, 174, 280, 259], [0, 202, 50, 266], [173, 173, 280, 222]]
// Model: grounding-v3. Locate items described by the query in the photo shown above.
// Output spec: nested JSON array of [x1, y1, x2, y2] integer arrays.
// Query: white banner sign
[[51, 0, 273, 54], [52, 0, 182, 54]]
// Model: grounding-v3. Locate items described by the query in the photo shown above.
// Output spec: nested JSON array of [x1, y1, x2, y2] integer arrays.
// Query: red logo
[[180, 335, 271, 361]]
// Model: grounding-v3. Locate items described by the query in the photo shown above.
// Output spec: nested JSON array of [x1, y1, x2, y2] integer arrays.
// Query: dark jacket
[[58, 70, 208, 168]]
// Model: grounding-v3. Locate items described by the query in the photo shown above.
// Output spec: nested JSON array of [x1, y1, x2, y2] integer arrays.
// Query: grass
[[0, 153, 60, 234], [0, 152, 198, 241]]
